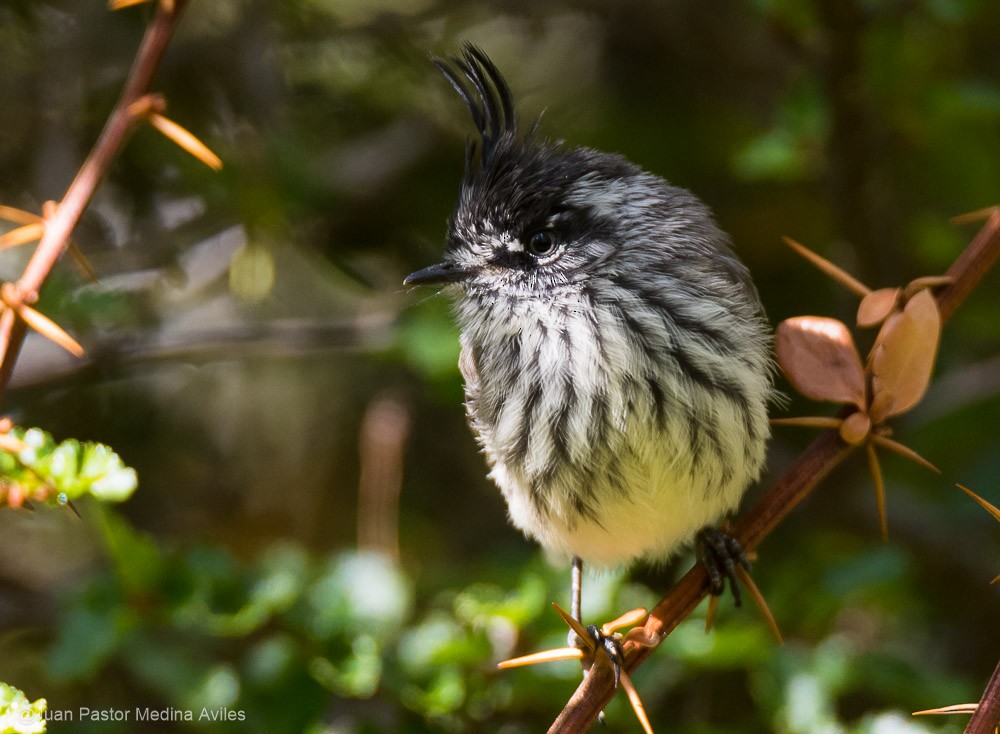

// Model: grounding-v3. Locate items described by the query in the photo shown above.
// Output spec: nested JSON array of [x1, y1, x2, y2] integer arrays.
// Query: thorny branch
[[549, 209, 1000, 733], [967, 660, 1000, 734], [0, 0, 190, 403]]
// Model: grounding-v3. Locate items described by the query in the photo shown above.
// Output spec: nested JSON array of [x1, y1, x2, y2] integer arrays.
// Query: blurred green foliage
[[0, 427, 137, 508], [0, 0, 998, 732]]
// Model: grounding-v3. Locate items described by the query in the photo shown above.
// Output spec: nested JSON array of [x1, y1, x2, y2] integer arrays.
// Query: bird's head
[[405, 45, 749, 323]]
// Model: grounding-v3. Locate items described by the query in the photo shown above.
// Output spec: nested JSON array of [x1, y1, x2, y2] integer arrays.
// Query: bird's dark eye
[[526, 230, 556, 256]]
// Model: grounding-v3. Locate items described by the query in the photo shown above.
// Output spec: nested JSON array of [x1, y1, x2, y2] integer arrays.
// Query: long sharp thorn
[[0, 206, 42, 225], [950, 205, 999, 224], [735, 566, 784, 644], [782, 236, 872, 297], [866, 443, 889, 542], [870, 435, 940, 473], [551, 602, 595, 652], [954, 484, 1000, 523], [770, 416, 845, 430], [497, 647, 584, 669], [602, 607, 648, 636], [17, 305, 85, 357], [704, 595, 719, 633], [0, 223, 45, 249], [148, 114, 223, 171], [913, 704, 979, 716], [67, 243, 99, 282], [619, 670, 655, 734]]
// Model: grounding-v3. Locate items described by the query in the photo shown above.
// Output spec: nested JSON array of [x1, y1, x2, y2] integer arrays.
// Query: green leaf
[[0, 426, 137, 507], [0, 682, 47, 733]]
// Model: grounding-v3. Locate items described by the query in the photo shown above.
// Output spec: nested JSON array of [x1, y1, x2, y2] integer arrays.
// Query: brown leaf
[[857, 288, 901, 328], [775, 317, 866, 409], [870, 289, 941, 421]]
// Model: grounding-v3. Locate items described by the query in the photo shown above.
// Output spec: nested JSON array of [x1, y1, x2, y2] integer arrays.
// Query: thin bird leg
[[566, 555, 626, 691], [567, 556, 586, 649], [571, 555, 583, 622]]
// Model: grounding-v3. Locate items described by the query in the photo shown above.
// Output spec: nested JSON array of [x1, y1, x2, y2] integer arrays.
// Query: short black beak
[[403, 261, 470, 287]]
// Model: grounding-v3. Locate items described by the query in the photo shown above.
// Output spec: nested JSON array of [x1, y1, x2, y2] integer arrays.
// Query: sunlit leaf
[[775, 316, 866, 409], [0, 682, 47, 733], [0, 425, 137, 506], [870, 289, 941, 421], [857, 288, 901, 328]]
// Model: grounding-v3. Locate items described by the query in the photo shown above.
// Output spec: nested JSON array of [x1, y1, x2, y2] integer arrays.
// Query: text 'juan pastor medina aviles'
[[33, 707, 247, 723]]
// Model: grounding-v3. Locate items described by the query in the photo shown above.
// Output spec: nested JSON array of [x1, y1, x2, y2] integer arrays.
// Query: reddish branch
[[550, 208, 1000, 733], [966, 660, 1000, 734], [0, 0, 190, 402]]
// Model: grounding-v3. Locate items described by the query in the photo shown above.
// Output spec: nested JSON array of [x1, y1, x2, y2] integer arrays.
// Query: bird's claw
[[498, 605, 657, 734], [585, 623, 625, 688], [696, 526, 752, 606]]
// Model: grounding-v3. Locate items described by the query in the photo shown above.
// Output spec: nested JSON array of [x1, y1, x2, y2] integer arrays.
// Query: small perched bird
[[406, 46, 773, 627]]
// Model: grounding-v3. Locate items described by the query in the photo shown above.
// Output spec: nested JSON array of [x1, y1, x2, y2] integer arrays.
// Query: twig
[[966, 660, 1000, 734], [548, 208, 1000, 732], [0, 0, 190, 403]]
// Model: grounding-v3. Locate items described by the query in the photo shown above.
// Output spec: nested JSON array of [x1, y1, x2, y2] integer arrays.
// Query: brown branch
[[966, 660, 1000, 734], [0, 0, 190, 404], [549, 208, 1000, 733]]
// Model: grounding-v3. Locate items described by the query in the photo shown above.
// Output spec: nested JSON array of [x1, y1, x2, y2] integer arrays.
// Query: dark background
[[0, 0, 998, 732]]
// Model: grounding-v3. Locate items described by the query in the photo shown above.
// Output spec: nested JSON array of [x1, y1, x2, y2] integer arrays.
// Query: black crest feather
[[434, 44, 518, 178]]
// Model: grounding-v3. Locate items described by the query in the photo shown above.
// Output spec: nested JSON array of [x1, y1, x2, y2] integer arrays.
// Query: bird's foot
[[696, 525, 751, 607], [567, 621, 627, 688], [498, 605, 657, 733]]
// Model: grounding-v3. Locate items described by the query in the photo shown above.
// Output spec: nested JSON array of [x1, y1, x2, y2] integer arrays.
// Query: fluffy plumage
[[412, 45, 773, 567]]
